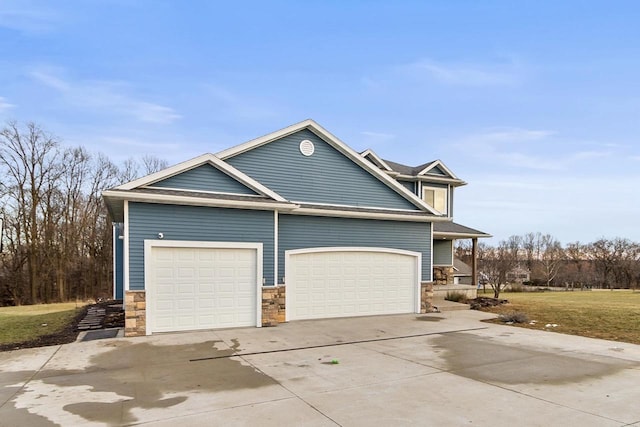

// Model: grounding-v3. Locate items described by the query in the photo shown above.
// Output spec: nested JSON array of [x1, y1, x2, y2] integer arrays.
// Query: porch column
[[472, 237, 478, 287]]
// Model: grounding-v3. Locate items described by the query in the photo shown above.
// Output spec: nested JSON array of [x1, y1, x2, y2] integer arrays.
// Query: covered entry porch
[[432, 222, 491, 301]]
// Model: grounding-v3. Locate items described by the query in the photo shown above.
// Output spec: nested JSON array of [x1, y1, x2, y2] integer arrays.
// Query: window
[[422, 186, 448, 214]]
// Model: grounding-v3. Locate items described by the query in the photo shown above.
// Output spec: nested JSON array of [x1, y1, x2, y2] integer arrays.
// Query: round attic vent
[[299, 139, 315, 156]]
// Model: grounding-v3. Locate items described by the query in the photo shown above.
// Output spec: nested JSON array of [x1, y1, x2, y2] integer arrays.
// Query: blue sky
[[1, 1, 639, 244]]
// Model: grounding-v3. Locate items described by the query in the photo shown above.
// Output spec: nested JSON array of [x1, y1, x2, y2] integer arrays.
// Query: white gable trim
[[115, 153, 288, 202], [103, 189, 297, 212], [417, 159, 460, 180], [217, 119, 440, 214], [360, 149, 393, 171]]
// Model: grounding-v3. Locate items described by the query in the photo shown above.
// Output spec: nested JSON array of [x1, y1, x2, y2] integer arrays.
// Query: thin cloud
[[203, 84, 279, 120], [29, 67, 181, 124], [402, 58, 522, 87], [0, 96, 15, 111], [454, 127, 562, 171], [571, 150, 612, 160], [361, 131, 396, 140], [478, 127, 556, 142], [0, 2, 60, 33]]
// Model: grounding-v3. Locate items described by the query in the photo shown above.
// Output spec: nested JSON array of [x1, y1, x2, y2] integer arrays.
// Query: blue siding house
[[103, 119, 488, 336]]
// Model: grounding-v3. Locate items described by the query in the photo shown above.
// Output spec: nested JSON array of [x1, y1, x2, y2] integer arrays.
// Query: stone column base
[[420, 281, 435, 313], [124, 291, 146, 337], [262, 286, 286, 326]]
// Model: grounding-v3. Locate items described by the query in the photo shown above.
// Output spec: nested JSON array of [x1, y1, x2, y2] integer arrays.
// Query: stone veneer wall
[[433, 266, 454, 286], [124, 291, 147, 337], [420, 281, 434, 313], [262, 286, 286, 326]]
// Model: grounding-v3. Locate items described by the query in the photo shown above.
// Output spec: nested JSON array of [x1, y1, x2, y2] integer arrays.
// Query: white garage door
[[286, 248, 419, 321], [149, 245, 258, 333]]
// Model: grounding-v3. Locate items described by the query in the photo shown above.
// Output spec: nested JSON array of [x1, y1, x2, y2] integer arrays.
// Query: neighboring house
[[453, 258, 473, 285], [104, 120, 489, 336]]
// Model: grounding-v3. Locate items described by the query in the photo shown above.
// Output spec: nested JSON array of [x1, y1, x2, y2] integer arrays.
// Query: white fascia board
[[115, 153, 288, 203], [417, 159, 460, 180], [217, 119, 439, 214], [216, 119, 318, 159], [103, 190, 298, 212], [360, 149, 393, 171], [290, 200, 428, 214], [116, 153, 217, 190], [433, 231, 493, 239], [290, 207, 450, 222], [396, 174, 467, 186]]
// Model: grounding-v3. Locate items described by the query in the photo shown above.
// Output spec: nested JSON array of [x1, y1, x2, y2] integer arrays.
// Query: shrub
[[445, 291, 467, 303], [509, 283, 524, 293], [499, 311, 529, 324]]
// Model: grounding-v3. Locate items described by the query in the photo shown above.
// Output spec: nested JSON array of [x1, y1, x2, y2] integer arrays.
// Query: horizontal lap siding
[[150, 164, 257, 194], [433, 240, 453, 265], [398, 180, 416, 194], [128, 203, 274, 290], [278, 214, 431, 283], [227, 129, 418, 210]]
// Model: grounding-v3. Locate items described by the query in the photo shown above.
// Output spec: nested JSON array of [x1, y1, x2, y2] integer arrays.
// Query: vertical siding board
[[433, 240, 453, 265], [278, 215, 431, 281], [150, 164, 257, 195], [128, 203, 274, 290], [226, 129, 418, 210]]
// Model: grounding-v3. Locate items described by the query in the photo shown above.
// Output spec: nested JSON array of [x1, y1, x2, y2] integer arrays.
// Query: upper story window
[[423, 186, 448, 215]]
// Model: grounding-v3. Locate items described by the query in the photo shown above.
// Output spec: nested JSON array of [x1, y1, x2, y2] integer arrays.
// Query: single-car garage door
[[148, 244, 259, 333], [286, 248, 420, 321]]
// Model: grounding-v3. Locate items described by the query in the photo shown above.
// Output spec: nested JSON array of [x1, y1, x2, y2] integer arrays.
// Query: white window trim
[[143, 240, 263, 336], [422, 185, 449, 215]]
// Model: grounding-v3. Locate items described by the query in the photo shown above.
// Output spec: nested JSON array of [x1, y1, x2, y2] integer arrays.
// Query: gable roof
[[217, 119, 440, 214], [360, 149, 394, 172], [382, 158, 466, 186], [114, 153, 287, 202]]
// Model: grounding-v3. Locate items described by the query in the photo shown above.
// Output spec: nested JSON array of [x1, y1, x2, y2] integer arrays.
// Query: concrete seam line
[[189, 327, 488, 362], [235, 353, 343, 427], [0, 345, 62, 409], [460, 373, 629, 425]]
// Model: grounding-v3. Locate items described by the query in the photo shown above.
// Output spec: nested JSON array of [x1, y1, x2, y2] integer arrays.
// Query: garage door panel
[[150, 246, 257, 333], [289, 250, 417, 321]]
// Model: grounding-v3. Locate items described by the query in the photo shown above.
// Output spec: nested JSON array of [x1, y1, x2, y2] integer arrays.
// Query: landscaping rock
[[468, 297, 509, 310]]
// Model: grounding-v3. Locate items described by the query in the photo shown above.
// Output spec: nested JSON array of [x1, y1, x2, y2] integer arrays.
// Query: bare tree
[[141, 155, 169, 175], [0, 122, 61, 304], [478, 237, 520, 298], [539, 234, 564, 287]]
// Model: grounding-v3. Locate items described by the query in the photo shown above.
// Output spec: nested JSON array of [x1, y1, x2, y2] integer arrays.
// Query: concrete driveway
[[1, 311, 639, 427]]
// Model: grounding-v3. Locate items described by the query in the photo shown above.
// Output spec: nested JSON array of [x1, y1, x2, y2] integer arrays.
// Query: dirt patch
[[0, 301, 124, 352]]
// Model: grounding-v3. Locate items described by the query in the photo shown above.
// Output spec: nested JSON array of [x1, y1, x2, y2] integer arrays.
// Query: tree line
[[0, 121, 167, 306], [457, 232, 640, 298]]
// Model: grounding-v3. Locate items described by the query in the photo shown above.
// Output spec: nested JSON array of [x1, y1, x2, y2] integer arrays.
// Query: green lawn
[[0, 302, 86, 345], [479, 290, 640, 345]]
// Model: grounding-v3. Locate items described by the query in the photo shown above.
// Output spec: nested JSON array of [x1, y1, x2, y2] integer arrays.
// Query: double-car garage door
[[286, 248, 419, 321], [147, 244, 419, 334]]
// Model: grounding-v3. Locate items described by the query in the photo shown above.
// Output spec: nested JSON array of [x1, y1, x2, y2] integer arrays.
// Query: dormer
[[360, 150, 466, 218]]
